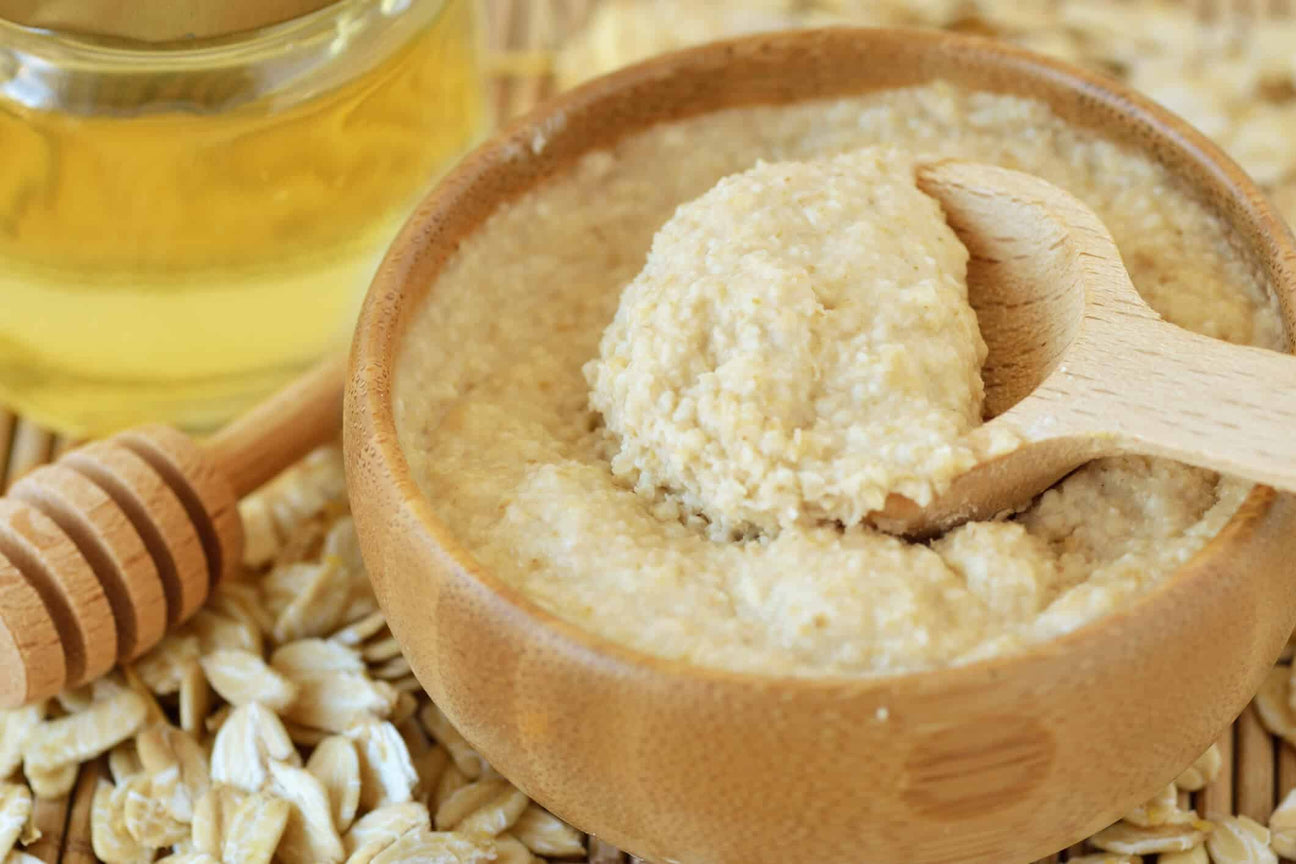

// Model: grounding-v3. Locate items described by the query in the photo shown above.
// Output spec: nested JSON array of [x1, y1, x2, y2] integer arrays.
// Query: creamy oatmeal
[[394, 83, 1284, 677], [585, 149, 986, 538]]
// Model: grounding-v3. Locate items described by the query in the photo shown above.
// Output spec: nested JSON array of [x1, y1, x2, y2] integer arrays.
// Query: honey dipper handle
[[1057, 318, 1296, 492], [205, 354, 347, 497]]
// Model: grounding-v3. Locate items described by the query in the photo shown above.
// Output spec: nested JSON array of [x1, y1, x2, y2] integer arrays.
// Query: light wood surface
[[205, 353, 347, 499], [347, 26, 1296, 864], [24, 2, 1296, 861], [57, 761, 100, 864], [872, 160, 1296, 537], [0, 356, 344, 708], [1237, 706, 1274, 822]]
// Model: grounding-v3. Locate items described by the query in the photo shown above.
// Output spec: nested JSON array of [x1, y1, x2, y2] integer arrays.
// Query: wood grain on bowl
[[345, 27, 1296, 864]]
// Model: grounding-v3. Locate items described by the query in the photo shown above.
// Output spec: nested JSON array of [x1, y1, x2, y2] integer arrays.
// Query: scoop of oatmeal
[[585, 148, 988, 535], [399, 85, 1273, 676]]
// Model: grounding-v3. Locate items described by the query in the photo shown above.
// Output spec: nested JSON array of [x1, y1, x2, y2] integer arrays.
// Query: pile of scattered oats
[[0, 449, 1279, 863], [0, 458, 1281, 864], [0, 447, 587, 864]]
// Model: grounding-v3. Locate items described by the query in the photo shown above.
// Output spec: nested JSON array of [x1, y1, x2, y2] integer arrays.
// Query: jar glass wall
[[0, 0, 484, 435]]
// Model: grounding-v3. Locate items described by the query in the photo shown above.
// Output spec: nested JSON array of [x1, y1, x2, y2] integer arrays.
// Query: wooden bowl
[[345, 28, 1296, 864]]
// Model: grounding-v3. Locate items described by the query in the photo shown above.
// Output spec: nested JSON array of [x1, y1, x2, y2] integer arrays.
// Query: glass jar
[[0, 0, 484, 435]]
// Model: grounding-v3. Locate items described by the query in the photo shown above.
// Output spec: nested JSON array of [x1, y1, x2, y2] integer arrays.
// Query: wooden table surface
[[0, 1, 1287, 860]]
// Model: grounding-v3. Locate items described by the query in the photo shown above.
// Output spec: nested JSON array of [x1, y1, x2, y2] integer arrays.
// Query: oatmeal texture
[[395, 83, 1282, 677], [585, 149, 986, 537]]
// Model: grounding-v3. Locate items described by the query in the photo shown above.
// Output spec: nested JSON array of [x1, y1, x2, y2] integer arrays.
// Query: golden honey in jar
[[0, 0, 484, 435]]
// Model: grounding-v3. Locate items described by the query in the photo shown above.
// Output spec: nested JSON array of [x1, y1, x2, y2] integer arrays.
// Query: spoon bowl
[[873, 160, 1296, 537], [346, 28, 1296, 864]]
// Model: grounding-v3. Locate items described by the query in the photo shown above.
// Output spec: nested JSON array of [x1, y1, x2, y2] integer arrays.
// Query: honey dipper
[[0, 355, 345, 707], [871, 160, 1296, 538]]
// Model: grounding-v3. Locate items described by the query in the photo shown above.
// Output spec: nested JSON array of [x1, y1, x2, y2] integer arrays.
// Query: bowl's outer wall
[[345, 28, 1296, 864]]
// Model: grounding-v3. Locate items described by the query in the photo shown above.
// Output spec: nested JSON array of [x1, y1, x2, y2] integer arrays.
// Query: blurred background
[[1, 5, 1295, 862], [1, 0, 1293, 438], [537, 0, 1296, 201]]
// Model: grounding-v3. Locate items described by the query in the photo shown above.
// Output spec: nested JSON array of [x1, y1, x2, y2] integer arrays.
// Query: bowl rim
[[348, 25, 1296, 694]]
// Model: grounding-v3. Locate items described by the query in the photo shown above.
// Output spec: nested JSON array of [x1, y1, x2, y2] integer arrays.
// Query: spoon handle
[[1064, 317, 1296, 492]]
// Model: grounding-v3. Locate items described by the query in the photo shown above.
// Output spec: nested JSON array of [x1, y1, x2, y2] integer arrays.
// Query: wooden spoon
[[0, 355, 344, 707], [870, 159, 1296, 539]]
